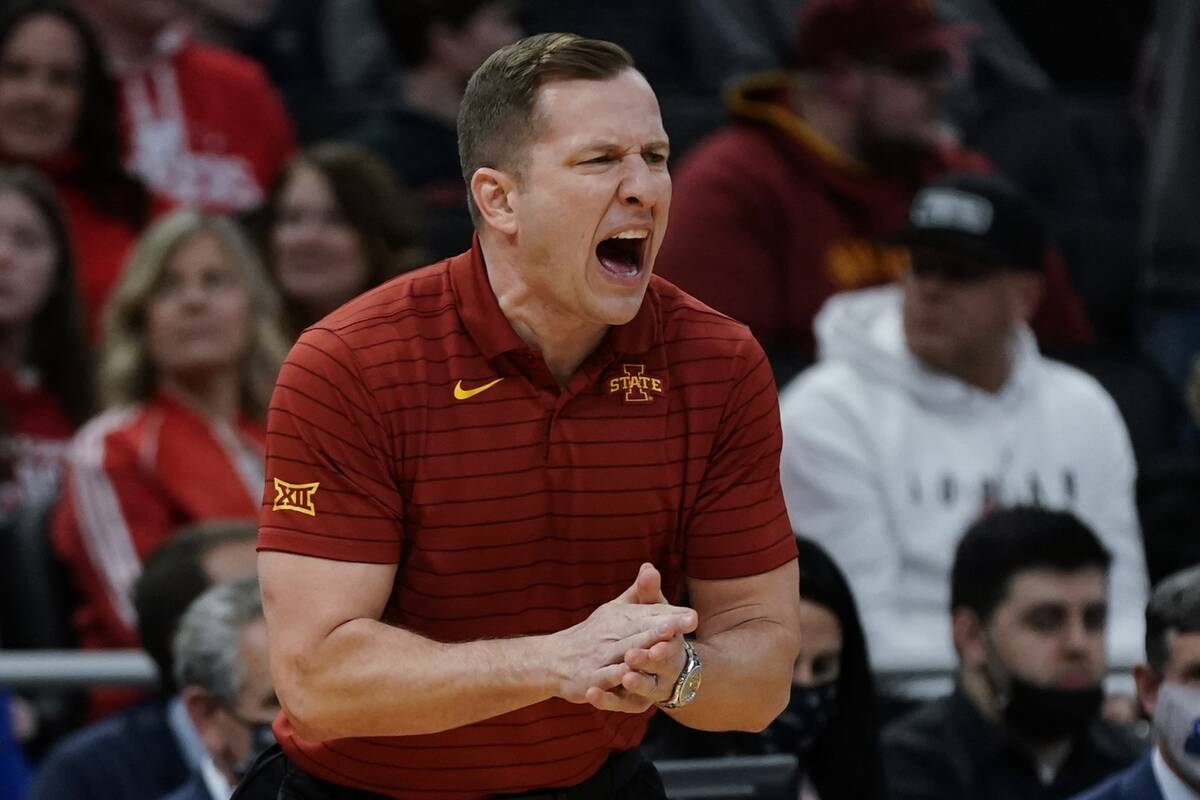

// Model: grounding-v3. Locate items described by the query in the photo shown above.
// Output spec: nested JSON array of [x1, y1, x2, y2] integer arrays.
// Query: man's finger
[[633, 563, 666, 605], [614, 562, 656, 603], [607, 613, 695, 659], [620, 669, 661, 701], [585, 685, 656, 714]]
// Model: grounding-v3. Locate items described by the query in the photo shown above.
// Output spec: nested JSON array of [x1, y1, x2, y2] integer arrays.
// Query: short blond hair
[[100, 210, 289, 418]]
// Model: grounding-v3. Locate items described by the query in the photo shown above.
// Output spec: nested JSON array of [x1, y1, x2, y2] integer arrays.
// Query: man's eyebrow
[[576, 140, 670, 154]]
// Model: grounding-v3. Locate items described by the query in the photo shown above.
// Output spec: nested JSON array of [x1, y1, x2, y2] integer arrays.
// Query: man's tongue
[[597, 238, 640, 277]]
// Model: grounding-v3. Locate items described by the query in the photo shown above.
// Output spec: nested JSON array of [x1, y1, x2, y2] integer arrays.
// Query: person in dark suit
[[27, 522, 257, 800], [1072, 564, 1200, 800], [158, 577, 275, 800]]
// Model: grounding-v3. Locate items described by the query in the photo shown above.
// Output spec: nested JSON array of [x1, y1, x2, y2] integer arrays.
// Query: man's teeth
[[611, 230, 649, 240]]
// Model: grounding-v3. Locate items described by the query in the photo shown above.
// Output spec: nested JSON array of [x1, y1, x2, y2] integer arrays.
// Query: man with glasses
[[777, 173, 1148, 701], [160, 577, 276, 800], [654, 0, 1090, 381]]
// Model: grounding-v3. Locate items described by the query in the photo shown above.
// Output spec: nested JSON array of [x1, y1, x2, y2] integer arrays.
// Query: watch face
[[680, 671, 702, 704]]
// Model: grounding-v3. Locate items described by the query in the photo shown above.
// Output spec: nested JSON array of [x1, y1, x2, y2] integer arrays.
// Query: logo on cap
[[911, 188, 994, 235]]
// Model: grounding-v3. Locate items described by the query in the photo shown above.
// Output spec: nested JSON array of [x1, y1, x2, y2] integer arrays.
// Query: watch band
[[658, 638, 701, 709]]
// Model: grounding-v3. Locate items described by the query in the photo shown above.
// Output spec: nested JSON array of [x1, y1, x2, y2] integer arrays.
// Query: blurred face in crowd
[[489, 69, 671, 331], [188, 617, 279, 784], [792, 598, 842, 686], [855, 48, 957, 168], [435, 2, 522, 83], [270, 164, 369, 317], [1138, 631, 1200, 717], [964, 568, 1109, 695], [0, 188, 57, 331], [0, 14, 84, 161], [1135, 629, 1200, 791], [146, 230, 253, 382], [901, 248, 1041, 380]]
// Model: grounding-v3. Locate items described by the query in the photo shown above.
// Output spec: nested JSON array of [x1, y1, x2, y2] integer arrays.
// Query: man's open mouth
[[596, 230, 648, 278]]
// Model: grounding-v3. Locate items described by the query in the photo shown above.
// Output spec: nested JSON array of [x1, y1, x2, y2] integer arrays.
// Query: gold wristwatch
[[658, 638, 702, 709]]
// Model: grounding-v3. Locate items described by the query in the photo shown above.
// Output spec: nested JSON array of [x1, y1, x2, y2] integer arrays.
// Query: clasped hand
[[553, 562, 696, 714]]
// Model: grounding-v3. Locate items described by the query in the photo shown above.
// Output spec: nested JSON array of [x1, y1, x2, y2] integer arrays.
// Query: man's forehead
[[1167, 630, 1200, 667], [1003, 568, 1107, 607], [533, 71, 667, 143]]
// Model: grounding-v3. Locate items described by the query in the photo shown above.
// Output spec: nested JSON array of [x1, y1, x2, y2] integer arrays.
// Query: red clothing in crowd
[[118, 27, 296, 212], [0, 152, 146, 338], [259, 239, 798, 799], [52, 392, 265, 653], [654, 73, 1091, 356], [0, 368, 74, 515]]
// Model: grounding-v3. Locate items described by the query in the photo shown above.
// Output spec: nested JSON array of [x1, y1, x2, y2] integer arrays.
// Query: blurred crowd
[[0, 0, 1198, 798]]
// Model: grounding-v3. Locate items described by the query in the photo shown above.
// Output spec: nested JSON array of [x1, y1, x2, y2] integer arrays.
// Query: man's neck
[[159, 371, 242, 425], [482, 242, 608, 387], [402, 65, 464, 128], [960, 669, 1073, 781], [945, 352, 1013, 395]]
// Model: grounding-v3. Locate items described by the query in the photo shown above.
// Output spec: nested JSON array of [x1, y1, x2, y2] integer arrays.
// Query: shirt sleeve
[[51, 421, 174, 648], [258, 326, 405, 563], [683, 333, 798, 579]]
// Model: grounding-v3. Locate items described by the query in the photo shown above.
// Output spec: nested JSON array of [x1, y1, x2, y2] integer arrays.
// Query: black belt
[[494, 749, 647, 800]]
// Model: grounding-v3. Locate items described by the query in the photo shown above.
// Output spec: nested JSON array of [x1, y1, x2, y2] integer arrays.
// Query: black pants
[[231, 745, 666, 800]]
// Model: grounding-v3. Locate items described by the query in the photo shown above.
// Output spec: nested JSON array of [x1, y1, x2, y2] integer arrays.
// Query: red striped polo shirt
[[258, 237, 798, 799]]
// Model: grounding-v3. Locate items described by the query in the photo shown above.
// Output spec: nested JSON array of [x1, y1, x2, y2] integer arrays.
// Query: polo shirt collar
[[450, 235, 529, 360], [450, 235, 662, 360]]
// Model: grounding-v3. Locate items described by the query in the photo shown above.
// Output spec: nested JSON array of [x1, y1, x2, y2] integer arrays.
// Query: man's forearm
[[665, 618, 799, 732], [282, 618, 555, 740]]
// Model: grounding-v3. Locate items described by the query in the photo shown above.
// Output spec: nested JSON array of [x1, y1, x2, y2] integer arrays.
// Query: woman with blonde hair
[[52, 210, 288, 667]]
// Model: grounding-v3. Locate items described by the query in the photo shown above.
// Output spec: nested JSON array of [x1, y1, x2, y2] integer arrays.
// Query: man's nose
[[619, 157, 664, 208]]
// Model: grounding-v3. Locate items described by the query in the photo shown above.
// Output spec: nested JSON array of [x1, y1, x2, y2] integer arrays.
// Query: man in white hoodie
[[778, 173, 1148, 694]]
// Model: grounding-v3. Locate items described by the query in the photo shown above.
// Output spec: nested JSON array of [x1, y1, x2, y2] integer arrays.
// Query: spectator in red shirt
[[74, 0, 297, 213], [0, 0, 151, 337], [258, 142, 423, 339], [53, 210, 289, 663], [654, 0, 1091, 380], [0, 166, 92, 516]]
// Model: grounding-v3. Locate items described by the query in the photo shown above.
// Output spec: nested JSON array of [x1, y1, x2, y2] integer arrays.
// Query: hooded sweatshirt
[[654, 72, 1091, 359], [778, 286, 1146, 681]]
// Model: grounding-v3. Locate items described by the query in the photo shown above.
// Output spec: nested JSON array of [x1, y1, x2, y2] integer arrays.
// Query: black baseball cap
[[890, 173, 1048, 274]]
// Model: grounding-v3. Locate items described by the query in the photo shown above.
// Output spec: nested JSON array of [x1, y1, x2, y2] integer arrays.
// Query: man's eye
[[585, 156, 614, 165], [644, 152, 667, 164]]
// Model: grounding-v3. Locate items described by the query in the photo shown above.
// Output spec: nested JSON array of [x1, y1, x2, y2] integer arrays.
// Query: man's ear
[[953, 607, 987, 669], [182, 685, 224, 754], [1134, 663, 1162, 720], [470, 167, 519, 236]]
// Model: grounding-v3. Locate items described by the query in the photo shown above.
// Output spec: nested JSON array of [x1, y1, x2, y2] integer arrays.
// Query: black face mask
[[766, 681, 838, 754], [999, 674, 1103, 741], [232, 721, 277, 781]]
